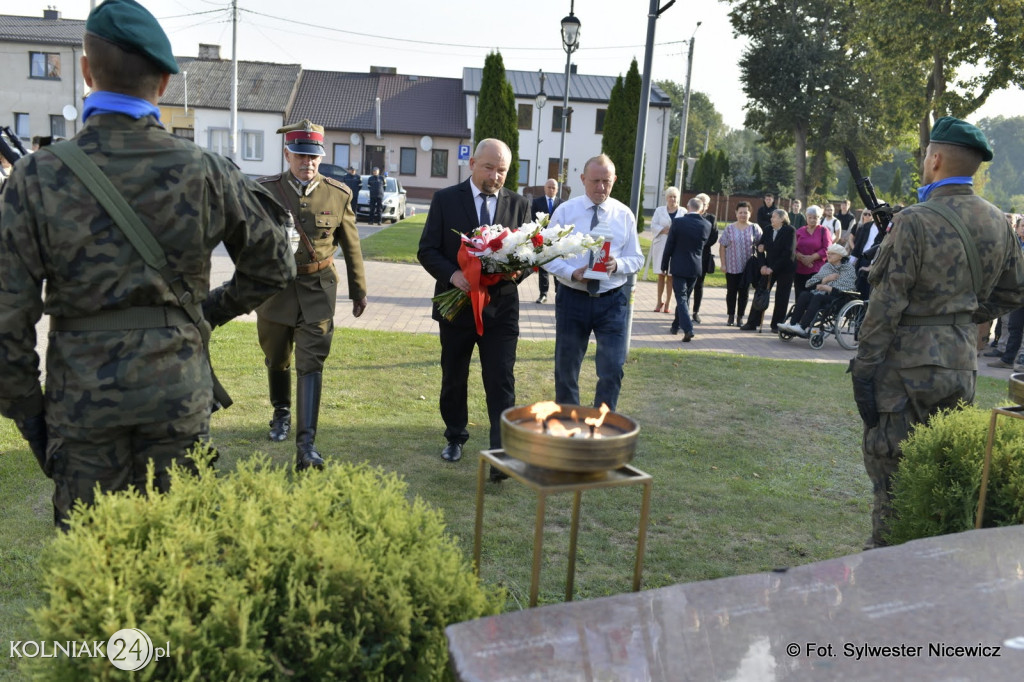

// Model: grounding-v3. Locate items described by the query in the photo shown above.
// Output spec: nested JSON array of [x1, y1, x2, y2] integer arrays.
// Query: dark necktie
[[547, 197, 553, 214], [588, 205, 601, 295], [479, 193, 493, 226]]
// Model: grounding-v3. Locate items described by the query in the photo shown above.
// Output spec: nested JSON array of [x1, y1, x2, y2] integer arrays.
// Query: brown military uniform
[[255, 172, 364, 373], [854, 184, 1024, 545]]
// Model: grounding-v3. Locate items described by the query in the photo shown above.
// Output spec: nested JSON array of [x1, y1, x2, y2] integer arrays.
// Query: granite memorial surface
[[447, 526, 1024, 681]]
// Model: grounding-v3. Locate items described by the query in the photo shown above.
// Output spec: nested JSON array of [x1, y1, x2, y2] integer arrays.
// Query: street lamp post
[[557, 2, 581, 187], [534, 71, 547, 187]]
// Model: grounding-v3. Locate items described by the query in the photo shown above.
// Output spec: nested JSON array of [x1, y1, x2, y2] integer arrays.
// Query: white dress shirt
[[543, 195, 645, 294]]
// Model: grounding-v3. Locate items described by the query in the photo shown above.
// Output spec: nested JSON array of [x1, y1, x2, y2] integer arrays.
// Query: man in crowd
[[851, 116, 1024, 549], [544, 154, 644, 411], [0, 0, 295, 528], [367, 166, 386, 225], [256, 119, 368, 471], [531, 177, 562, 303], [662, 197, 712, 342], [836, 198, 857, 240], [417, 139, 531, 478], [788, 198, 807, 229], [341, 164, 362, 196]]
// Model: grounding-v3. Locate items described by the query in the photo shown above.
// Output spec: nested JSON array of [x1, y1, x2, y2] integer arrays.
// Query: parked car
[[316, 164, 406, 223]]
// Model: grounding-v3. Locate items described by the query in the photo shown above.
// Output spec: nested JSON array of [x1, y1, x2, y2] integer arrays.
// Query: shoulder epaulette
[[322, 176, 351, 194], [256, 173, 283, 184]]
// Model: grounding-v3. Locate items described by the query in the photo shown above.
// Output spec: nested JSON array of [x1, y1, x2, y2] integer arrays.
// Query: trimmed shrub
[[26, 449, 502, 680], [888, 405, 1024, 545]]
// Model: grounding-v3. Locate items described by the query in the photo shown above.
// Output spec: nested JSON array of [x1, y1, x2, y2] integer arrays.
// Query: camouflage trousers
[[49, 412, 208, 529], [862, 411, 915, 548]]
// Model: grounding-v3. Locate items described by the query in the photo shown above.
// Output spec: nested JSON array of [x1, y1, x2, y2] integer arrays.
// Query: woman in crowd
[[741, 209, 796, 333], [793, 205, 832, 294], [691, 192, 719, 324], [846, 208, 874, 251], [647, 187, 680, 314], [778, 243, 857, 337], [719, 201, 762, 326]]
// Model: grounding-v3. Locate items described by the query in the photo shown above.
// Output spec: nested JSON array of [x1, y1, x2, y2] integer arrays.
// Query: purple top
[[719, 222, 762, 274], [794, 225, 832, 275]]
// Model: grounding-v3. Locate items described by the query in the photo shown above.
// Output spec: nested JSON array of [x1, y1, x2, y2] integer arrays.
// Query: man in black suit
[[530, 178, 562, 303], [741, 208, 796, 332], [661, 197, 711, 342], [417, 139, 531, 477]]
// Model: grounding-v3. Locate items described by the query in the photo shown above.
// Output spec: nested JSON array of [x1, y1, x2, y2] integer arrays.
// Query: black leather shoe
[[536, 294, 547, 304], [441, 442, 463, 462], [682, 331, 694, 342], [669, 325, 678, 335], [489, 466, 509, 482], [693, 312, 701, 324], [740, 322, 757, 331], [727, 315, 735, 326]]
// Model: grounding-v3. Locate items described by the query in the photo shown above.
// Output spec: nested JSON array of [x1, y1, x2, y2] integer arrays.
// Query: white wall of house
[[189, 108, 286, 177], [465, 94, 670, 209], [0, 41, 84, 140]]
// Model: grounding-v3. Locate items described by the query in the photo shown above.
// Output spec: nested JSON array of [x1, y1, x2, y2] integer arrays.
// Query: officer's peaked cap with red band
[[277, 119, 325, 156]]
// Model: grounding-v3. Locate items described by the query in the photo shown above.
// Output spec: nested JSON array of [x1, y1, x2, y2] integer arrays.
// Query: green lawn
[[0, 325, 1011, 678]]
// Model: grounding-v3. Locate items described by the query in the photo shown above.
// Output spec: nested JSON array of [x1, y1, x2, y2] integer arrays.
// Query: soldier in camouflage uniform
[[851, 117, 1024, 549], [256, 120, 368, 471], [0, 0, 295, 528]]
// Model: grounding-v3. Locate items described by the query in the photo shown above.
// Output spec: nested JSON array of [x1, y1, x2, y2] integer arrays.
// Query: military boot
[[295, 371, 325, 471], [267, 369, 291, 442]]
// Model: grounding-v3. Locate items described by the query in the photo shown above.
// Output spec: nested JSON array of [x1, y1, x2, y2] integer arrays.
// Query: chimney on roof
[[369, 66, 397, 75], [198, 44, 221, 60], [43, 7, 60, 20], [570, 64, 578, 75]]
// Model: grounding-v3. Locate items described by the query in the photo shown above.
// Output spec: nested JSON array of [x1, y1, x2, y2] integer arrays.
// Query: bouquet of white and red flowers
[[434, 214, 603, 334]]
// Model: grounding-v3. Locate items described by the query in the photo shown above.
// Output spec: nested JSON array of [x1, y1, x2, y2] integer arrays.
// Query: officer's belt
[[295, 256, 334, 276], [51, 306, 192, 332], [900, 312, 972, 326]]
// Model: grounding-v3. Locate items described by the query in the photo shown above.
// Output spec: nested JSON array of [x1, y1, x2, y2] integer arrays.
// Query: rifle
[[844, 147, 894, 232], [0, 126, 29, 166]]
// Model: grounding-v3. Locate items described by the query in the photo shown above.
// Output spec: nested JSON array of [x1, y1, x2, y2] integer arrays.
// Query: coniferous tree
[[474, 51, 519, 191], [889, 167, 903, 203], [752, 159, 764, 193], [601, 59, 642, 215], [666, 135, 679, 187]]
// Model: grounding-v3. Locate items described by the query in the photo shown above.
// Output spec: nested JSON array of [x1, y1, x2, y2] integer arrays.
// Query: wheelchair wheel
[[778, 329, 793, 342], [808, 331, 825, 349], [835, 299, 866, 350]]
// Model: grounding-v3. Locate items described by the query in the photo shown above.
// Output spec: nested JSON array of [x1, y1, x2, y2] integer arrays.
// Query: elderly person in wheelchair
[[777, 243, 858, 338]]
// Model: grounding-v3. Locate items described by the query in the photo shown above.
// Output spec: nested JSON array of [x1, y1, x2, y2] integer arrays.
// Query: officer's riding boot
[[295, 371, 325, 471], [267, 369, 291, 442]]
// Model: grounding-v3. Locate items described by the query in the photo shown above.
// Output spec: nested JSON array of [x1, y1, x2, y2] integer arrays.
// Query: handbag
[[750, 277, 771, 313]]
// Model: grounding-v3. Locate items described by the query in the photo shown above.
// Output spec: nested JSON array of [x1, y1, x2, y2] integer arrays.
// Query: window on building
[[552, 106, 572, 132], [431, 149, 449, 178], [241, 130, 263, 161], [333, 143, 350, 168], [172, 128, 195, 140], [518, 159, 530, 187], [208, 128, 230, 156], [49, 115, 65, 138], [548, 157, 567, 183], [14, 113, 29, 139], [518, 103, 533, 130], [400, 147, 417, 175], [30, 52, 61, 79], [595, 108, 607, 134]]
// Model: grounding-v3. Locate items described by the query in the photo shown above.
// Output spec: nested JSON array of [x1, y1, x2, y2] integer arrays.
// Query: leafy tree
[[474, 51, 519, 191], [601, 58, 643, 215], [691, 151, 712, 192], [978, 116, 1024, 208], [713, 150, 730, 194], [854, 0, 1024, 175]]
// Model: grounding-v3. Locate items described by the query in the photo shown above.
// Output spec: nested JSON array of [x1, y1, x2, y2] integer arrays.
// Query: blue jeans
[[672, 276, 697, 334], [554, 286, 628, 410]]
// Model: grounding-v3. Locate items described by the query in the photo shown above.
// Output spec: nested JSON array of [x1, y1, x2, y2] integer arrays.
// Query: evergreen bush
[[888, 405, 1024, 545], [26, 449, 502, 680]]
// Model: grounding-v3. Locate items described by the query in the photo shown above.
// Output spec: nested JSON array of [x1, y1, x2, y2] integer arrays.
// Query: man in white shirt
[[821, 202, 842, 242], [543, 154, 644, 410]]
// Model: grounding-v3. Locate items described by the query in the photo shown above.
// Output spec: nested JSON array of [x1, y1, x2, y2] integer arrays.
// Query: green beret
[[86, 0, 179, 75], [930, 116, 993, 162]]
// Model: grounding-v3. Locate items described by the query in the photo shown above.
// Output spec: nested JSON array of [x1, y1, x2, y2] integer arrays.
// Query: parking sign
[[458, 145, 471, 161]]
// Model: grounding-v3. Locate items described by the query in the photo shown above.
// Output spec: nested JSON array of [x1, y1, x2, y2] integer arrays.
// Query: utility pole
[[674, 22, 701, 191], [228, 0, 239, 163]]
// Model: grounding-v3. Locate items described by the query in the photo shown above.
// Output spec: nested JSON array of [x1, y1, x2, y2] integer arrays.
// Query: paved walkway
[[33, 221, 1009, 380]]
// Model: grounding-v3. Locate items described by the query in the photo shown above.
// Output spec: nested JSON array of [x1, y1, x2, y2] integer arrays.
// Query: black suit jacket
[[851, 221, 884, 266], [701, 213, 719, 274], [417, 179, 531, 325], [531, 194, 561, 220], [759, 224, 796, 275], [662, 213, 711, 278]]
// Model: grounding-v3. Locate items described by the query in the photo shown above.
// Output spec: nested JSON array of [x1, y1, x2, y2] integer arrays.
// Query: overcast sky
[[21, 0, 1024, 130]]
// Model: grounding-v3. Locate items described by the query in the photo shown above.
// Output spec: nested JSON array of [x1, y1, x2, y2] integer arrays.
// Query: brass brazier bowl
[[1009, 373, 1024, 405], [500, 403, 640, 473]]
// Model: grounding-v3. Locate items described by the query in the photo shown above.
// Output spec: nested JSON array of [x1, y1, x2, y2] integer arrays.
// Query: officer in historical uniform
[[851, 116, 1024, 549], [256, 120, 368, 471], [0, 0, 295, 528]]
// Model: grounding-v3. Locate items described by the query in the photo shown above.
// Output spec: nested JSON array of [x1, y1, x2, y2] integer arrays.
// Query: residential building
[[158, 45, 301, 177], [463, 66, 673, 207], [288, 67, 470, 200], [0, 9, 86, 142]]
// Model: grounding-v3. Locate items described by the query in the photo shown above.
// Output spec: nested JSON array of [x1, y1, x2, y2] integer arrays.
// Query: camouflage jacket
[[0, 114, 295, 427], [255, 172, 366, 325], [854, 184, 1024, 408]]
